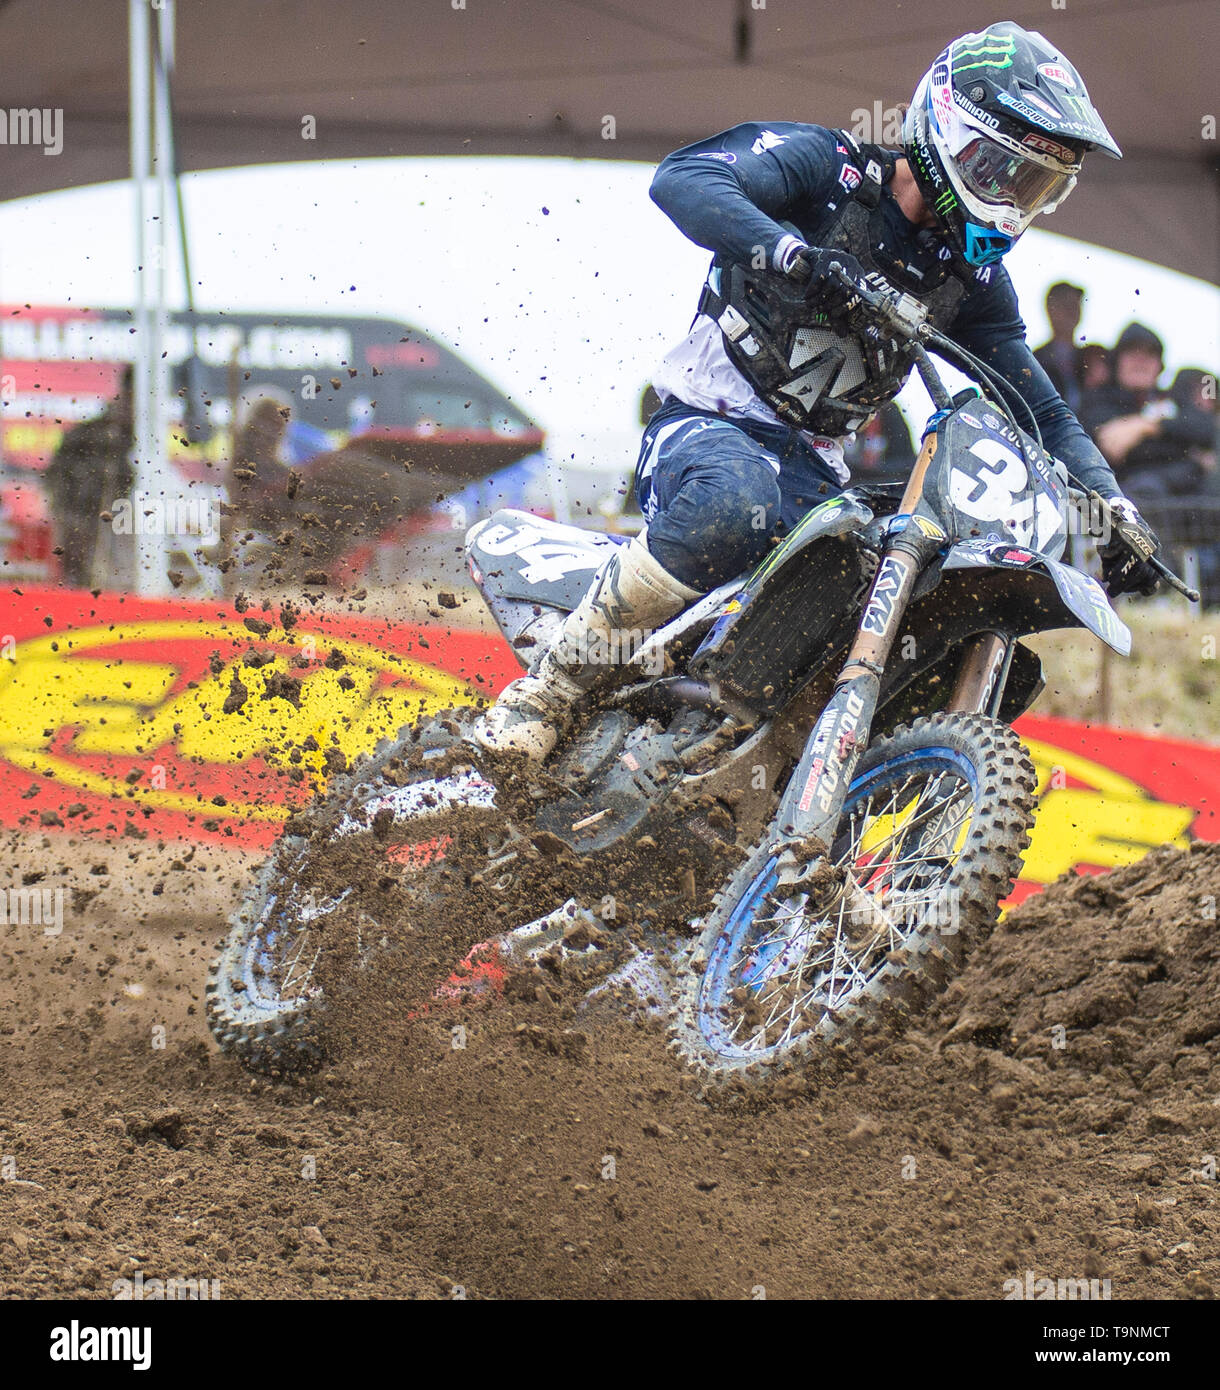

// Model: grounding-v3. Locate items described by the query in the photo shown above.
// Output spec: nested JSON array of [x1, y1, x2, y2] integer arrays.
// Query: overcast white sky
[[1, 156, 1217, 467]]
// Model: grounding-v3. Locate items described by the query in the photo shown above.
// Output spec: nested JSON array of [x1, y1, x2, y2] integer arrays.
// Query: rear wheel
[[206, 709, 501, 1074], [669, 713, 1036, 1093]]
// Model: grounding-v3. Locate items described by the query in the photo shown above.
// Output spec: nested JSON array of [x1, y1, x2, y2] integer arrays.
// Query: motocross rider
[[475, 21, 1163, 764]]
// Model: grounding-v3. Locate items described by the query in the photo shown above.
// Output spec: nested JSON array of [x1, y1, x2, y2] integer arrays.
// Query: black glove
[[1099, 497, 1161, 597], [785, 245, 868, 324]]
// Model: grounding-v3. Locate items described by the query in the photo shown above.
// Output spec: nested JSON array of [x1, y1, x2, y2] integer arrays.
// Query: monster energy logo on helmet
[[951, 31, 1017, 74], [904, 21, 1121, 268]]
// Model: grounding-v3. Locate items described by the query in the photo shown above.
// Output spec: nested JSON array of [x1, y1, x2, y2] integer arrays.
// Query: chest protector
[[698, 133, 970, 436]]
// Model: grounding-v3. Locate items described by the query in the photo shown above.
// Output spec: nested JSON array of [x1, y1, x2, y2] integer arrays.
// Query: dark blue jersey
[[650, 121, 1121, 498]]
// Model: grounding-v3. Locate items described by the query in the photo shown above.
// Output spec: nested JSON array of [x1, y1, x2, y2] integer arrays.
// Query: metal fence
[[1131, 494, 1220, 611]]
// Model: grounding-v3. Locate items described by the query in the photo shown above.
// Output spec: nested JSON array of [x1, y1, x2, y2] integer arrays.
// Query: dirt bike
[[207, 267, 1197, 1091]]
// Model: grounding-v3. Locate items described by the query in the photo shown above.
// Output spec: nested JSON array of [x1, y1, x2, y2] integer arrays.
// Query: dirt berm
[[1, 832, 1218, 1299]]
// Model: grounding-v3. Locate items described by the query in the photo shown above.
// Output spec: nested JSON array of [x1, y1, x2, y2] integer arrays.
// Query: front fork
[[776, 426, 953, 847], [947, 631, 1013, 716], [776, 523, 939, 843]]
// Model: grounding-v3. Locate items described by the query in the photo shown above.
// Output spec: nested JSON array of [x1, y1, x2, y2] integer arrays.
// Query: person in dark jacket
[[1078, 324, 1216, 499], [1079, 342, 1111, 393], [43, 367, 134, 588], [477, 22, 1166, 763], [1170, 366, 1218, 466], [1033, 281, 1085, 411]]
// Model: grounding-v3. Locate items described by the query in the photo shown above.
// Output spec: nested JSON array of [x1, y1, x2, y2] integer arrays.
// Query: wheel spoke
[[712, 759, 977, 1056]]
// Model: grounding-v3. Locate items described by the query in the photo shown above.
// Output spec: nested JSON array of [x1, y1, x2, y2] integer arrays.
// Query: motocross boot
[[473, 530, 701, 765]]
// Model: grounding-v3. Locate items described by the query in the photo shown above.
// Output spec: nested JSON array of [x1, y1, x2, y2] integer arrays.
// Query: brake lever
[[827, 261, 877, 308]]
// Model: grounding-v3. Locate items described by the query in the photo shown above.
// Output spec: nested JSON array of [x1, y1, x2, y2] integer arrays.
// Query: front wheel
[[669, 712, 1036, 1093]]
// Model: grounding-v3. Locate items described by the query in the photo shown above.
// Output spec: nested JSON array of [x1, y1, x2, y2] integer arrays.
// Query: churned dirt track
[[1, 830, 1218, 1300]]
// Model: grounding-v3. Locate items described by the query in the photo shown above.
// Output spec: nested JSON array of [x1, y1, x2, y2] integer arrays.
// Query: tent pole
[[128, 0, 175, 597], [150, 0, 175, 594], [129, 0, 153, 594]]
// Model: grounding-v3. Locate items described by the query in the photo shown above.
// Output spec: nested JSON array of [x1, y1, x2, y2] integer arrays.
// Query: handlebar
[[826, 262, 930, 343], [823, 262, 1202, 603], [825, 263, 954, 410], [1149, 554, 1201, 603]]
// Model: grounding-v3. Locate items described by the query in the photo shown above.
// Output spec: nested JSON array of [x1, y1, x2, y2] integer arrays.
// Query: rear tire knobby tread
[[668, 711, 1037, 1099], [205, 707, 483, 1074]]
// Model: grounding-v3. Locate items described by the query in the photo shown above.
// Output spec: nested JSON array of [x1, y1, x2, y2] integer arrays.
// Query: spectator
[[1171, 366, 1218, 417], [1078, 324, 1215, 500], [1079, 343, 1111, 392], [1167, 369, 1220, 604], [229, 389, 294, 535], [43, 365, 134, 588], [1034, 281, 1085, 412], [1170, 367, 1219, 488]]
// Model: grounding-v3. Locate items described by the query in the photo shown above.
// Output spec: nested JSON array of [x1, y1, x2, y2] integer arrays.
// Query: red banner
[[0, 587, 518, 847], [1, 587, 1216, 899], [1006, 713, 1219, 901]]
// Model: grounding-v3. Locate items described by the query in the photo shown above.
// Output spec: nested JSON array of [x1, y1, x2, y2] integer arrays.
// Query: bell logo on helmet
[[1037, 61, 1075, 88]]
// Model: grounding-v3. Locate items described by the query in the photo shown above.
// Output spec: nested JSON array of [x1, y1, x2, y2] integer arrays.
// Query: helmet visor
[[954, 135, 1077, 215]]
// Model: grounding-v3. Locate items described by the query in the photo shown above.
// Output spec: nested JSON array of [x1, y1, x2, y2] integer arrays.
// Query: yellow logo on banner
[[1021, 737, 1194, 882], [0, 619, 471, 822]]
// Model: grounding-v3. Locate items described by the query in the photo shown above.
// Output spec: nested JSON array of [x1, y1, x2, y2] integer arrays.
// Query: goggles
[[953, 134, 1079, 217]]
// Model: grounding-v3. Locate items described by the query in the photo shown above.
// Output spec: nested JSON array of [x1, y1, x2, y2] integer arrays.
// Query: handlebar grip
[[1150, 553, 1201, 603], [787, 253, 813, 285]]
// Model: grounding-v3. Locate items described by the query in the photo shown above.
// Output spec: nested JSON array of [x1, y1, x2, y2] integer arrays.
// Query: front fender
[[941, 539, 1130, 655]]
